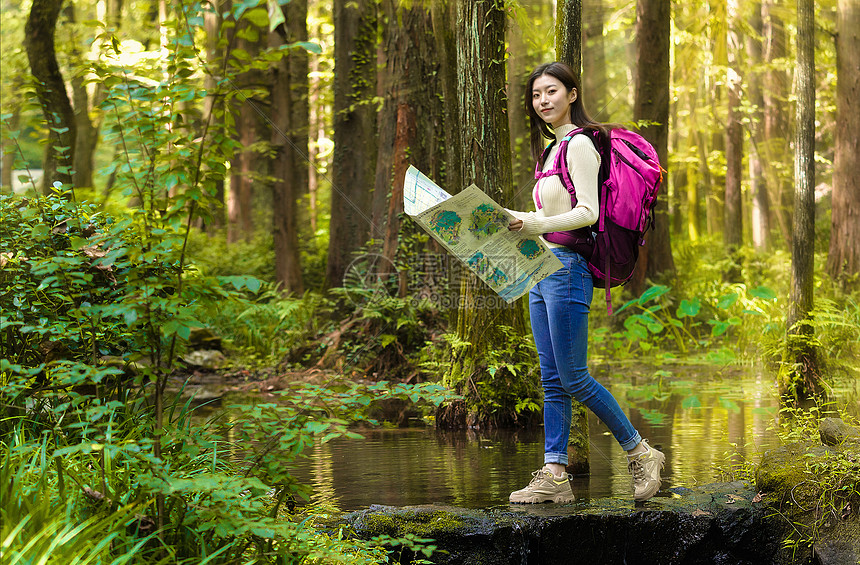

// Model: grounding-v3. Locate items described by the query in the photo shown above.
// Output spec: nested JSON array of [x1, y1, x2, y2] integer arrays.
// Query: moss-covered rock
[[344, 483, 798, 564], [819, 417, 860, 446], [755, 441, 834, 508]]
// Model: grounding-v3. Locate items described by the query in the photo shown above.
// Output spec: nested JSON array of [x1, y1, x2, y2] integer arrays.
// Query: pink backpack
[[535, 127, 663, 314]]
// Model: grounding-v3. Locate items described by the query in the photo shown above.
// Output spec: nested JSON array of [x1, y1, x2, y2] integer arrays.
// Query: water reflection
[[279, 365, 792, 510], [208, 364, 859, 511]]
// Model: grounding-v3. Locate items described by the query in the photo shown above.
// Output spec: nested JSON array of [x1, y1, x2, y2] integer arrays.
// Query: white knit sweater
[[508, 123, 600, 248]]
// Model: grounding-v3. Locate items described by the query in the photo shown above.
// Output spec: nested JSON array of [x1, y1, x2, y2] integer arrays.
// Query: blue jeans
[[530, 248, 641, 465]]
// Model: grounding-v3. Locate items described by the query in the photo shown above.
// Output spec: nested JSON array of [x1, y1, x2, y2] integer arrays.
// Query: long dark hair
[[524, 62, 606, 162]]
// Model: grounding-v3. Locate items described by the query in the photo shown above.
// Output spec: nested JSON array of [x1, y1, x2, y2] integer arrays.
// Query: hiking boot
[[509, 466, 575, 504], [628, 440, 665, 501]]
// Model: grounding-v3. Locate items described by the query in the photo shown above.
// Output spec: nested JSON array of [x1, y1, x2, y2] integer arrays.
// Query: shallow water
[[199, 363, 859, 511], [285, 363, 860, 510]]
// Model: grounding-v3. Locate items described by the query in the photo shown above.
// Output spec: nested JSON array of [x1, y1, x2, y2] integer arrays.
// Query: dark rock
[[188, 327, 222, 350], [755, 441, 834, 508], [345, 482, 803, 565], [819, 417, 860, 446], [813, 520, 860, 565]]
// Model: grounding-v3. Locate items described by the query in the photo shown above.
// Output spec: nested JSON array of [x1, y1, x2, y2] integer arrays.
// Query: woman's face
[[531, 74, 576, 129]]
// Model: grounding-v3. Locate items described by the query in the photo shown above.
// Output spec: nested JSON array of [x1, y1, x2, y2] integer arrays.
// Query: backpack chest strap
[[533, 131, 580, 209]]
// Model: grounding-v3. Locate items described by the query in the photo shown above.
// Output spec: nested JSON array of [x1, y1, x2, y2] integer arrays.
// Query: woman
[[507, 62, 664, 503]]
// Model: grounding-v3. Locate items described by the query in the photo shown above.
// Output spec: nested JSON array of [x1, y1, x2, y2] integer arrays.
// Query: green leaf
[[290, 41, 322, 54], [243, 7, 269, 27], [719, 397, 741, 413], [31, 224, 49, 240], [267, 0, 285, 30], [682, 395, 701, 409], [677, 298, 701, 318], [638, 285, 670, 305], [716, 292, 738, 310], [750, 286, 777, 300]]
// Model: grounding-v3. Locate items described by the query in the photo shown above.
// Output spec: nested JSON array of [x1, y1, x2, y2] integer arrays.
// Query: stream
[[185, 363, 859, 511]]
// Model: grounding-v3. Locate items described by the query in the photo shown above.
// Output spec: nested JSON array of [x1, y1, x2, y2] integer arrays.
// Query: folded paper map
[[403, 165, 563, 303]]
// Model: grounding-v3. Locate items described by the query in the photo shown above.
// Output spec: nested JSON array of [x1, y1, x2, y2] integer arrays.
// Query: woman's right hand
[[508, 219, 524, 231]]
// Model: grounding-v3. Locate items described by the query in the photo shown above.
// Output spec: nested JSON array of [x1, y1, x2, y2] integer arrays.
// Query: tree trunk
[[582, 0, 608, 121], [556, 0, 582, 75], [631, 0, 674, 292], [203, 0, 226, 229], [443, 0, 530, 428], [507, 3, 535, 208], [723, 0, 743, 280], [827, 0, 860, 287], [373, 1, 442, 294], [227, 18, 266, 244], [63, 3, 99, 190], [25, 0, 76, 192], [431, 0, 460, 193], [269, 0, 308, 294], [748, 2, 771, 252], [782, 0, 824, 404], [324, 0, 378, 289], [1, 97, 21, 192], [762, 0, 792, 247]]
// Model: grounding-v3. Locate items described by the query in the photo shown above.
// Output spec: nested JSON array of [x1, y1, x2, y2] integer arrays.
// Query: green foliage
[[768, 406, 860, 554], [591, 280, 780, 361], [440, 325, 542, 427], [0, 3, 445, 562]]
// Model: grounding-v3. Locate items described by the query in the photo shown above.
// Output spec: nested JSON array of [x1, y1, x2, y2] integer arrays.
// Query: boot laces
[[628, 458, 645, 482]]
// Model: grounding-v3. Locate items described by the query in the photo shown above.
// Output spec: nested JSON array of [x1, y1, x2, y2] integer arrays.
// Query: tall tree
[[723, 0, 743, 279], [782, 0, 824, 404], [25, 0, 76, 192], [582, 0, 608, 121], [631, 0, 674, 290], [506, 2, 534, 207], [202, 0, 227, 228], [748, 2, 771, 251], [431, 0, 460, 193], [269, 0, 308, 294], [556, 0, 582, 73], [227, 15, 266, 243], [762, 0, 792, 246], [372, 0, 442, 293], [827, 0, 860, 287], [443, 0, 529, 427], [325, 0, 378, 289]]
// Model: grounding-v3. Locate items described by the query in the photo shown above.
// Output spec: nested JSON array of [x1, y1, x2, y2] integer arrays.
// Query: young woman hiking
[[506, 61, 665, 503]]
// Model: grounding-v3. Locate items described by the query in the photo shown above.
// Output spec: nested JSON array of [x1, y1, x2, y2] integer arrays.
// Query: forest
[[1, 0, 859, 562]]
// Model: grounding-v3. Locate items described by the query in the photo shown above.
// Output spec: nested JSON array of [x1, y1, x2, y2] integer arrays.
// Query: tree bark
[[782, 0, 824, 404], [748, 2, 771, 252], [25, 0, 76, 192], [269, 0, 308, 294], [723, 0, 743, 280], [631, 0, 674, 291], [372, 1, 442, 294], [582, 0, 608, 121], [506, 3, 535, 208], [827, 0, 860, 287], [431, 0, 460, 192], [444, 0, 530, 428], [324, 0, 378, 289], [203, 0, 226, 228], [762, 0, 792, 247], [556, 0, 582, 75], [227, 15, 266, 243]]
